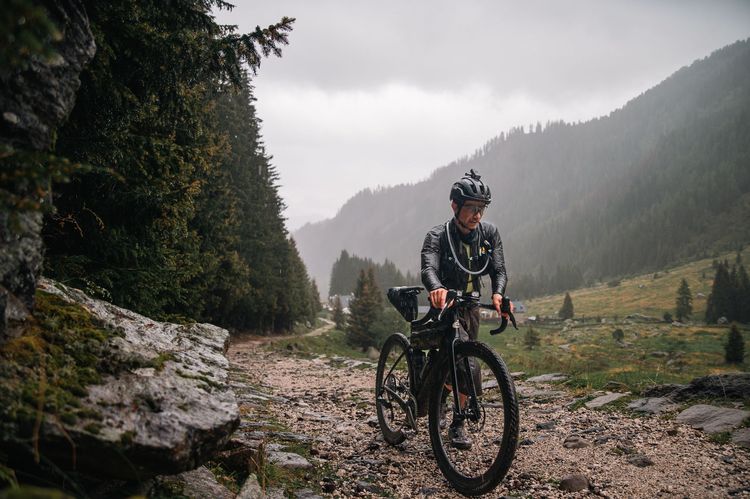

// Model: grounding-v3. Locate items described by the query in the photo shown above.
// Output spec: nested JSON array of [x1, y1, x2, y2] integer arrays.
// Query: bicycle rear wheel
[[428, 341, 519, 496], [375, 333, 414, 445]]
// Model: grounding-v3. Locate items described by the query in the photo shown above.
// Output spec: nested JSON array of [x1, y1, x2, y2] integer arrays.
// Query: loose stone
[[559, 473, 589, 492], [627, 454, 654, 467], [267, 451, 313, 470], [563, 435, 590, 449]]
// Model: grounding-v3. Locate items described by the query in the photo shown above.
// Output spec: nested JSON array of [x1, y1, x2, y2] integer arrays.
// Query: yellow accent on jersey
[[463, 243, 474, 293]]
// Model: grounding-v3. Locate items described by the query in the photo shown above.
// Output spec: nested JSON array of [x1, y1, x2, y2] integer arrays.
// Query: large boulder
[[0, 0, 96, 340], [653, 373, 750, 401], [627, 397, 679, 414], [149, 466, 234, 499], [0, 279, 239, 480], [676, 404, 750, 434]]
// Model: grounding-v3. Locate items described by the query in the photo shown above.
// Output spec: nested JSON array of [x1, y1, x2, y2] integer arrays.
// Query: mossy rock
[[0, 292, 123, 440], [2, 280, 238, 486]]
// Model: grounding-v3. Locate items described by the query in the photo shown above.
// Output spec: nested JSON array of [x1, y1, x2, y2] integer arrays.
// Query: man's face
[[453, 200, 486, 232]]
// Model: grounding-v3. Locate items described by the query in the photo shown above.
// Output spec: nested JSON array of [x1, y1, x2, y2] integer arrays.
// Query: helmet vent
[[450, 169, 491, 205]]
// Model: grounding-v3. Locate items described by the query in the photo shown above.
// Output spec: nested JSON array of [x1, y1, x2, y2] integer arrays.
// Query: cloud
[[257, 81, 640, 229], [220, 0, 750, 96], [213, 0, 750, 230]]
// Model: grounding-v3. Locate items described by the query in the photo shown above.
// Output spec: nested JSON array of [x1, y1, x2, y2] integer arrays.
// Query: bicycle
[[375, 286, 519, 496]]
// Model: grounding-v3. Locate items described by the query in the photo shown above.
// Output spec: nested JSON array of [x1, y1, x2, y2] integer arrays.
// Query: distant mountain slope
[[295, 39, 750, 296]]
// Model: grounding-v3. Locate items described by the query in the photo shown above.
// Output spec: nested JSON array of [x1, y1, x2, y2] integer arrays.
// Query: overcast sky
[[213, 1, 750, 231]]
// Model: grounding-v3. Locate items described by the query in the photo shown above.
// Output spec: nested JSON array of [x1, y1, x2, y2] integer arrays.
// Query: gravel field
[[229, 337, 750, 498]]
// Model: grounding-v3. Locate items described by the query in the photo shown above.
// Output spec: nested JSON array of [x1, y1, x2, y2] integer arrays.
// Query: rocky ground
[[227, 335, 750, 498]]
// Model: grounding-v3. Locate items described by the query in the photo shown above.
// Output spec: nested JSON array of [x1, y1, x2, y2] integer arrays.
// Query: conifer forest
[[4, 0, 320, 333]]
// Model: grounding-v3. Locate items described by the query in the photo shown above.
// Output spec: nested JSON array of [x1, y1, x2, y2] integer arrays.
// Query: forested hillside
[[295, 39, 750, 298], [40, 1, 320, 332], [328, 249, 419, 299]]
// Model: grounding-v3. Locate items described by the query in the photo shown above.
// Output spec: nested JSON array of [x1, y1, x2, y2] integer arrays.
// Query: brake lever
[[489, 296, 518, 335], [437, 297, 455, 322]]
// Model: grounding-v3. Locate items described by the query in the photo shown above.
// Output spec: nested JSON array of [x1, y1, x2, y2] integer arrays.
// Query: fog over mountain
[[214, 1, 750, 230], [295, 40, 750, 297]]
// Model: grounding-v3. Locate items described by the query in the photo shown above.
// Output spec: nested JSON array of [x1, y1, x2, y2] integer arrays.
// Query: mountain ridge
[[295, 39, 750, 297]]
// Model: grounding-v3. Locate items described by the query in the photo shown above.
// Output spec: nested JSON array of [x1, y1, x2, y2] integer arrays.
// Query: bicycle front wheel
[[375, 333, 414, 445], [428, 341, 519, 496]]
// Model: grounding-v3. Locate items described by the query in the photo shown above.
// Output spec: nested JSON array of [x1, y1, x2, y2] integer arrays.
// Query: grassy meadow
[[475, 247, 750, 394], [521, 246, 750, 321], [274, 248, 749, 397], [481, 321, 749, 394], [274, 329, 372, 361]]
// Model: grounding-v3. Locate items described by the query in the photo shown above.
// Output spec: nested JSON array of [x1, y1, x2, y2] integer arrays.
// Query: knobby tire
[[427, 341, 519, 496], [375, 332, 413, 445]]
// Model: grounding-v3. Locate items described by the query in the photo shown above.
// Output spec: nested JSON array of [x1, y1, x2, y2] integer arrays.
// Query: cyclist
[[420, 168, 509, 449]]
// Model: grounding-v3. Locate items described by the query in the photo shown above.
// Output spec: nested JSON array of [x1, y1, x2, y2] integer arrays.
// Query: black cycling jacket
[[420, 220, 507, 297]]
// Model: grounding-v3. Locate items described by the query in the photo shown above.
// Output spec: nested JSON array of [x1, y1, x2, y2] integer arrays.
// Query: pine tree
[[706, 262, 733, 323], [329, 250, 411, 300], [558, 292, 574, 320], [612, 328, 625, 342], [42, 1, 295, 324], [675, 278, 693, 322], [332, 295, 346, 330], [309, 279, 322, 316], [369, 307, 406, 349], [729, 264, 741, 322], [738, 264, 750, 324], [725, 323, 745, 364], [273, 237, 315, 331], [524, 326, 540, 350], [347, 268, 383, 349]]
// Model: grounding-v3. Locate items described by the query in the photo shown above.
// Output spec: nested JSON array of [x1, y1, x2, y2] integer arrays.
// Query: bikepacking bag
[[388, 286, 447, 349], [409, 306, 449, 350], [409, 324, 447, 350], [387, 286, 421, 321]]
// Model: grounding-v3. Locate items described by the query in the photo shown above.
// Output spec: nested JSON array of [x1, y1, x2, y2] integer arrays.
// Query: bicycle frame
[[377, 287, 521, 496], [381, 301, 483, 432]]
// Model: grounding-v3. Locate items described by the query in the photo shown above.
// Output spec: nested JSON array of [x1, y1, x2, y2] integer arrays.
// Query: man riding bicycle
[[421, 168, 509, 449]]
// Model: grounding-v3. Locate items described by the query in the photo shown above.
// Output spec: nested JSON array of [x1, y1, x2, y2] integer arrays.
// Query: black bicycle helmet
[[450, 169, 492, 207]]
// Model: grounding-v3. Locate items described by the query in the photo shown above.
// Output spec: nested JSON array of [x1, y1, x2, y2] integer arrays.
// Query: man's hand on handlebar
[[429, 288, 448, 309], [492, 293, 515, 318]]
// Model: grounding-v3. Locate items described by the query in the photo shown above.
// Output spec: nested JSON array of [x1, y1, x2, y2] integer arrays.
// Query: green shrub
[[725, 323, 745, 364]]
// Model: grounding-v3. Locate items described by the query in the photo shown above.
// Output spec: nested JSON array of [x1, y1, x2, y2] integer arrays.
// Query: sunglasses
[[464, 204, 486, 215]]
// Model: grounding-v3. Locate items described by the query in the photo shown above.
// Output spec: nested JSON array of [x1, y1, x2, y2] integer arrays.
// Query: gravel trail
[[228, 337, 750, 498]]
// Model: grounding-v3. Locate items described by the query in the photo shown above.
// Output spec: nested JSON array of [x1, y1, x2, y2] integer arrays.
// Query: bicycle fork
[[448, 321, 481, 425]]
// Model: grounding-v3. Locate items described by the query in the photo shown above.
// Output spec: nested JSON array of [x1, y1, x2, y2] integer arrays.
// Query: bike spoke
[[429, 342, 518, 495], [438, 358, 506, 474], [375, 333, 415, 445]]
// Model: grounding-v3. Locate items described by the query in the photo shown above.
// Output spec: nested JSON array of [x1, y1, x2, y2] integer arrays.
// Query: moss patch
[[175, 369, 221, 391], [0, 291, 123, 478], [147, 480, 188, 499], [708, 431, 733, 445], [205, 461, 241, 494], [148, 352, 176, 372]]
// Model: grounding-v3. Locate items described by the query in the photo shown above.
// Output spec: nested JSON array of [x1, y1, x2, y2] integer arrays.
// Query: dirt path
[[304, 319, 335, 338], [228, 336, 750, 498], [233, 319, 335, 348]]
